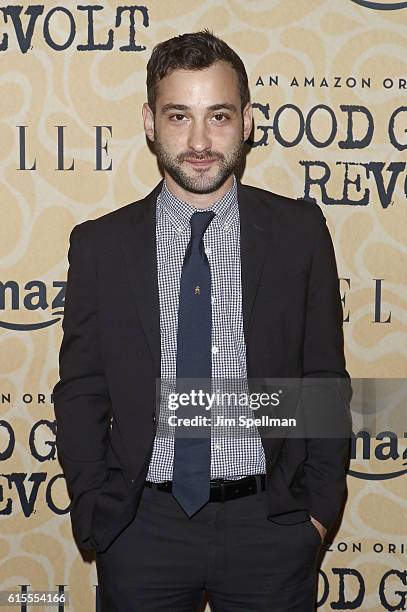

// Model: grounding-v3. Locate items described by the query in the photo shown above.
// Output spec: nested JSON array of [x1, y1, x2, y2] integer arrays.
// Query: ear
[[142, 102, 155, 142], [242, 102, 253, 142]]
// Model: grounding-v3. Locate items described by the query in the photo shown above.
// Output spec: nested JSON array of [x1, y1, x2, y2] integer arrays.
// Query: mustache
[[177, 151, 224, 162]]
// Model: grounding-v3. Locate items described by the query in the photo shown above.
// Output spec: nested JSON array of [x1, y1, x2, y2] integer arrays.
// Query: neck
[[164, 173, 234, 209]]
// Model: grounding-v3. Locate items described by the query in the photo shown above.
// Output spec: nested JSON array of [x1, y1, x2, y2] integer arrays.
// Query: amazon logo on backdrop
[[349, 429, 407, 480], [0, 280, 65, 331]]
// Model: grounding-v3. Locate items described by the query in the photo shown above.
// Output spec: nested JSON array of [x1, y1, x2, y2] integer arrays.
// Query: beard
[[153, 131, 245, 195]]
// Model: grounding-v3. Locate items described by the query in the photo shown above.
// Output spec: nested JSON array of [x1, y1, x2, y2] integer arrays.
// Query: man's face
[[143, 60, 252, 195]]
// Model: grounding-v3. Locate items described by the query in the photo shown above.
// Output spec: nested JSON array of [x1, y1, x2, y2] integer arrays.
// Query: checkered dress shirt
[[146, 176, 266, 482]]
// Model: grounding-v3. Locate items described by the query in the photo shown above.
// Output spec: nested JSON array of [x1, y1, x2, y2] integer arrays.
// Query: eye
[[212, 113, 228, 122], [169, 113, 187, 122]]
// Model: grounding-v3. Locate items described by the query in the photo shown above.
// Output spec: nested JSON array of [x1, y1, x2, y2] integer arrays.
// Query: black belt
[[145, 474, 266, 502]]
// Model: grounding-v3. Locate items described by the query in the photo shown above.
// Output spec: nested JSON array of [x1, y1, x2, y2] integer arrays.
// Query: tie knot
[[189, 211, 215, 240]]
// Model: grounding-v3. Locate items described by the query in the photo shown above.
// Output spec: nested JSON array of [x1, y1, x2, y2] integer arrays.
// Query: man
[[53, 30, 352, 611]]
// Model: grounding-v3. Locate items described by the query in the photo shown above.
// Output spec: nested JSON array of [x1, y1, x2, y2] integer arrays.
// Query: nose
[[187, 119, 211, 153]]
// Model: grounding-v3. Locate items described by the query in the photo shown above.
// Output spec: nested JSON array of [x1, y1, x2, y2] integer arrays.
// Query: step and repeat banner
[[0, 1, 406, 610]]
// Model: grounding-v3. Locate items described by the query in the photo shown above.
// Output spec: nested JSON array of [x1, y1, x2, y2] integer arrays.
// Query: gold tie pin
[[194, 285, 201, 295]]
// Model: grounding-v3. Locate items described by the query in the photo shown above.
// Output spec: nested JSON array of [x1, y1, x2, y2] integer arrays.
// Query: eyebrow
[[160, 103, 238, 114]]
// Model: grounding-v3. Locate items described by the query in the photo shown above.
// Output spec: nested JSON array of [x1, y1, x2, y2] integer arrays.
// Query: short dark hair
[[146, 29, 250, 113]]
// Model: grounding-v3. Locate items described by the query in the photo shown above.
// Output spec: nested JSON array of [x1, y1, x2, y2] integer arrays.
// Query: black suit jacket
[[52, 180, 352, 554]]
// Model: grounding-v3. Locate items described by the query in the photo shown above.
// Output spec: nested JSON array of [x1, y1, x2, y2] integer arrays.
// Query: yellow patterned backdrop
[[0, 1, 406, 610]]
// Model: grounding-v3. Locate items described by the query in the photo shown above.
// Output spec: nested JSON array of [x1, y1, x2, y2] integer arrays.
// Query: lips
[[185, 158, 216, 167]]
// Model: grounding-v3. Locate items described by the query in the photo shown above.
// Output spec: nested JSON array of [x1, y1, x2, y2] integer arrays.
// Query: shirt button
[[214, 443, 221, 450], [211, 296, 216, 304], [177, 226, 183, 235], [206, 247, 212, 256], [224, 223, 230, 231], [212, 346, 219, 355]]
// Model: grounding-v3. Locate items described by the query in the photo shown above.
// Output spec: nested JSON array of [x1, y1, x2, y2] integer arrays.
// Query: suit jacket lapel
[[237, 181, 269, 344], [119, 182, 163, 374]]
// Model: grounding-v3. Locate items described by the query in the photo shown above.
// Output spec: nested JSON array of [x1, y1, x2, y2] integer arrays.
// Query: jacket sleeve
[[301, 205, 353, 533], [52, 222, 111, 550]]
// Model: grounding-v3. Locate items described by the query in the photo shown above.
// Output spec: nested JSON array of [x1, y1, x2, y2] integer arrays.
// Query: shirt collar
[[157, 175, 238, 235]]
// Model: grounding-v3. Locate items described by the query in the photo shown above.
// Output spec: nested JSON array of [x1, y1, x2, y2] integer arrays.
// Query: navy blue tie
[[172, 210, 215, 516]]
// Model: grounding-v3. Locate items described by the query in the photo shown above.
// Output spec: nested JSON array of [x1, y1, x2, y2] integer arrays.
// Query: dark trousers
[[95, 482, 323, 611]]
